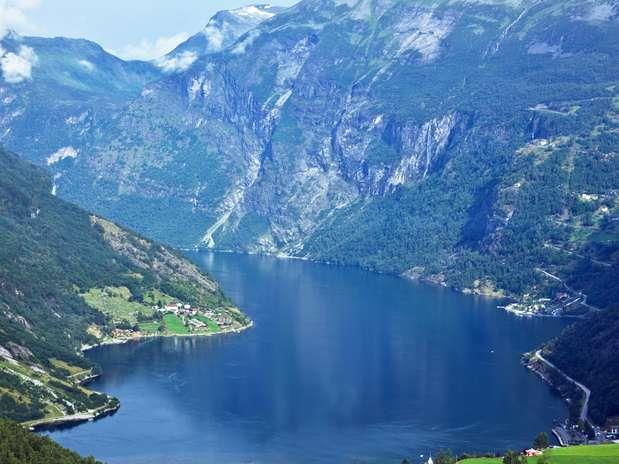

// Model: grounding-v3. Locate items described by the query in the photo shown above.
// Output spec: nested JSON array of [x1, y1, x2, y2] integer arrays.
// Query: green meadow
[[163, 314, 190, 335], [458, 444, 619, 464], [82, 287, 153, 324]]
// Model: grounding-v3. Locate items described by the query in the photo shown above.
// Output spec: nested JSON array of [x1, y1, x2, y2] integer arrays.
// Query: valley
[[0, 0, 616, 317], [0, 0, 617, 463]]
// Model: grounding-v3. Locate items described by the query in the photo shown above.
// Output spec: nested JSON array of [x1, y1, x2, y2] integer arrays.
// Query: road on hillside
[[534, 350, 591, 424]]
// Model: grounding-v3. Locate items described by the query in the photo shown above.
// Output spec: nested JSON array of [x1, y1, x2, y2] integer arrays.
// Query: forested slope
[[544, 308, 619, 425], [0, 148, 247, 423], [0, 419, 99, 464]]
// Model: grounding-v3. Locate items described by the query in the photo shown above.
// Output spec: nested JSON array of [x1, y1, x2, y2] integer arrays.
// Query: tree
[[435, 450, 457, 464], [533, 432, 550, 450], [503, 451, 526, 464]]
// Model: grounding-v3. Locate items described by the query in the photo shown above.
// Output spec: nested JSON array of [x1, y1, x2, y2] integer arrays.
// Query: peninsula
[[0, 149, 251, 431]]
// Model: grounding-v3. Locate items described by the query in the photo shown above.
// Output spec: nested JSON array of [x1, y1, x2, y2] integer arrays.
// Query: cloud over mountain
[[113, 32, 191, 61], [0, 44, 37, 82]]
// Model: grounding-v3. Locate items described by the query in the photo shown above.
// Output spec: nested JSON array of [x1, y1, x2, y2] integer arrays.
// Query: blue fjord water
[[48, 252, 568, 463]]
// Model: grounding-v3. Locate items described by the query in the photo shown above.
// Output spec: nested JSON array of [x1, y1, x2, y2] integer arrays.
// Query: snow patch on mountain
[[47, 146, 78, 165], [200, 4, 280, 53], [234, 5, 278, 21], [78, 59, 95, 72]]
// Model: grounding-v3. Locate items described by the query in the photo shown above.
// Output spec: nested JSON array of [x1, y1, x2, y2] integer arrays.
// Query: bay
[[48, 252, 569, 463]]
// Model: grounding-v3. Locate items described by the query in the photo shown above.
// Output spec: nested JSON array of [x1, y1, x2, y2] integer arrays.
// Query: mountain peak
[[158, 3, 286, 73], [201, 3, 283, 50], [218, 4, 282, 23]]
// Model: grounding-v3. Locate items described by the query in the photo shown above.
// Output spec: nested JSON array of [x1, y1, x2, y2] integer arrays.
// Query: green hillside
[[0, 419, 99, 464], [544, 308, 619, 425], [0, 148, 249, 425]]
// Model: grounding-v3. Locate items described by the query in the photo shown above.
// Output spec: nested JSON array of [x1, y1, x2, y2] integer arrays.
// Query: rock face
[[1, 0, 618, 302]]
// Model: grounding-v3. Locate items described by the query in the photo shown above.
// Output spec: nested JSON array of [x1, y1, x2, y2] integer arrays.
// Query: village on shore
[[109, 299, 243, 341]]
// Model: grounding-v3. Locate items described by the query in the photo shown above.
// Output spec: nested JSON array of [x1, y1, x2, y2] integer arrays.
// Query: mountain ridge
[[0, 0, 617, 315]]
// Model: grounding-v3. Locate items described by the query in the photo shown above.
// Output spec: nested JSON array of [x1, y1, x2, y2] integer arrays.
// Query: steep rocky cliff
[[1, 0, 618, 307]]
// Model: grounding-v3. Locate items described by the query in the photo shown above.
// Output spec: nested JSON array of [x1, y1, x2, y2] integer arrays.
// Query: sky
[[0, 0, 298, 60]]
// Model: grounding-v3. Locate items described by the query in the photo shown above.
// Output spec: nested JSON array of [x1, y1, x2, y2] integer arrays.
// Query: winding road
[[534, 350, 591, 424]]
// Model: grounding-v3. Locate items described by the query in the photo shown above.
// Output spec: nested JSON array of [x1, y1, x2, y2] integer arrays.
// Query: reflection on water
[[48, 252, 569, 463]]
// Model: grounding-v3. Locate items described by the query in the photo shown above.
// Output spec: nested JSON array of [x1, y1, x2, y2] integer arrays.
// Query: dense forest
[[0, 419, 99, 464], [304, 92, 619, 313]]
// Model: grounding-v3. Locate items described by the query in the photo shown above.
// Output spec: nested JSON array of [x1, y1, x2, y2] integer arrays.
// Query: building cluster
[[553, 419, 619, 447], [160, 302, 198, 316], [595, 424, 619, 441], [157, 301, 234, 329]]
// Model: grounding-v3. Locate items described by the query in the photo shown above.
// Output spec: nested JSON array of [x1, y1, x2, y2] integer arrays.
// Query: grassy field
[[194, 314, 220, 332], [458, 444, 619, 464], [143, 289, 175, 307], [137, 321, 161, 334], [163, 314, 190, 335], [48, 358, 86, 376], [82, 287, 154, 324], [546, 444, 619, 464]]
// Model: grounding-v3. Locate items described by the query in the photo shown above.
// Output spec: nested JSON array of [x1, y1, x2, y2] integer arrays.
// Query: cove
[[47, 252, 569, 463]]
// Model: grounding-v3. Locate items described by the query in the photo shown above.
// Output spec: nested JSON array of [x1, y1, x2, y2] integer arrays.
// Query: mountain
[[1, 0, 618, 313], [0, 32, 162, 168], [0, 147, 249, 425], [161, 4, 285, 69]]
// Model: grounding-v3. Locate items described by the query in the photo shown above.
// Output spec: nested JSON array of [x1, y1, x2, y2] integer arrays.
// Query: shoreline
[[498, 305, 589, 320], [191, 249, 582, 320], [524, 349, 593, 446], [26, 320, 253, 433], [81, 319, 254, 352], [528, 349, 591, 424], [26, 402, 121, 432]]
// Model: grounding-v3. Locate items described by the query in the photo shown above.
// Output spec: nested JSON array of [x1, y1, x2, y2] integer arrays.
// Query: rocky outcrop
[[6, 342, 33, 361], [91, 216, 218, 292]]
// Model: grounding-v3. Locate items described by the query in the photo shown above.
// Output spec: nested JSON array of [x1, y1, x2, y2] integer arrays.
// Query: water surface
[[48, 252, 568, 463]]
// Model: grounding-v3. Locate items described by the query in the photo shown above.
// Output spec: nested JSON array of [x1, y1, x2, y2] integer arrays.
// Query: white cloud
[[203, 25, 225, 51], [114, 32, 190, 61], [0, 44, 37, 83], [156, 50, 197, 73], [0, 0, 41, 84], [0, 0, 40, 37], [47, 146, 78, 165], [231, 30, 260, 55]]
